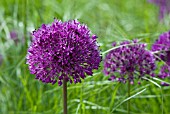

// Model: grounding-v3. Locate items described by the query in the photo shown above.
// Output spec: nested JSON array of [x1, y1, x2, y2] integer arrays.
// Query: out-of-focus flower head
[[26, 19, 101, 86], [10, 31, 19, 44], [148, 0, 170, 20], [152, 31, 170, 79], [159, 65, 170, 78], [151, 31, 170, 64], [10, 31, 28, 44], [104, 40, 156, 84]]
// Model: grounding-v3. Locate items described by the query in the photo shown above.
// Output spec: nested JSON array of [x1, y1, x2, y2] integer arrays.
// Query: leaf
[[152, 77, 170, 85], [109, 83, 120, 111], [142, 77, 161, 88], [111, 88, 146, 112]]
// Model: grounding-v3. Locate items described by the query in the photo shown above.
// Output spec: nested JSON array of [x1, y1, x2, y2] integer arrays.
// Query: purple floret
[[104, 40, 156, 84], [26, 19, 101, 86]]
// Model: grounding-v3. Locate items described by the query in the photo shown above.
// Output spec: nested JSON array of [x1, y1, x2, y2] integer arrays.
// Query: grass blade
[[111, 88, 146, 112]]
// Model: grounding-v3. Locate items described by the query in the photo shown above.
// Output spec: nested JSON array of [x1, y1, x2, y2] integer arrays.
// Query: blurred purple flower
[[10, 31, 19, 43], [148, 0, 170, 20], [151, 31, 170, 78], [10, 31, 30, 44], [159, 65, 170, 78], [103, 40, 156, 84], [151, 31, 170, 64], [26, 19, 101, 86]]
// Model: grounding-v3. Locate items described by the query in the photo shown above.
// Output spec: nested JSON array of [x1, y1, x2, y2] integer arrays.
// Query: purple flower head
[[159, 65, 170, 78], [26, 19, 101, 86], [10, 31, 26, 44], [10, 31, 18, 39], [148, 0, 170, 20], [151, 31, 170, 78], [152, 31, 170, 64], [104, 40, 156, 84], [10, 31, 19, 43]]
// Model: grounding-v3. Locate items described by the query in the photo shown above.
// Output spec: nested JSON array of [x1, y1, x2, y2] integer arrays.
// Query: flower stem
[[128, 80, 130, 114], [63, 78, 67, 114]]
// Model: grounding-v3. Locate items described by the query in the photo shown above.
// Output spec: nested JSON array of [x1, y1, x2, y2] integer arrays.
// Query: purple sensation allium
[[152, 31, 170, 78], [151, 31, 170, 64], [26, 19, 101, 86], [159, 65, 170, 78], [148, 0, 170, 20], [103, 40, 156, 84]]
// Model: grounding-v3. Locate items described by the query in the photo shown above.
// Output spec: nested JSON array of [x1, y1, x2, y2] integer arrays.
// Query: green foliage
[[0, 0, 170, 113]]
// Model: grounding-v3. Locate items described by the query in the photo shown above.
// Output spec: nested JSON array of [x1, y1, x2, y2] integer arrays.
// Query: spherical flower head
[[148, 0, 170, 20], [103, 40, 156, 84], [26, 19, 101, 86], [151, 31, 170, 65], [152, 31, 170, 79]]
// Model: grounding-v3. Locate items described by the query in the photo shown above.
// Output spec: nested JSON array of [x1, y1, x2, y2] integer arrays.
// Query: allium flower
[[10, 31, 19, 43], [26, 19, 101, 86], [151, 31, 170, 79], [148, 0, 170, 20], [10, 31, 27, 44], [103, 40, 156, 84], [10, 31, 18, 39], [159, 65, 170, 78], [151, 31, 170, 64]]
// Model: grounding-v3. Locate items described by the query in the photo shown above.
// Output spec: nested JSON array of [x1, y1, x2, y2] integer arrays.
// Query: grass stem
[[63, 78, 67, 114], [24, 0, 27, 48]]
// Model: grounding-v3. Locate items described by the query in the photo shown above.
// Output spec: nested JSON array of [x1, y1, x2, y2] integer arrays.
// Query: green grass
[[0, 0, 170, 114]]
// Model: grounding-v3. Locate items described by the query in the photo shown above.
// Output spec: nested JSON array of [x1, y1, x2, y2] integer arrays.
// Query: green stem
[[63, 79, 67, 114], [161, 89, 164, 114], [128, 80, 130, 114], [24, 0, 27, 48]]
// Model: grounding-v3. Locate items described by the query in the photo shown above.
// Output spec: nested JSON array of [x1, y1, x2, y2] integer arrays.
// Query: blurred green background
[[0, 0, 170, 114]]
